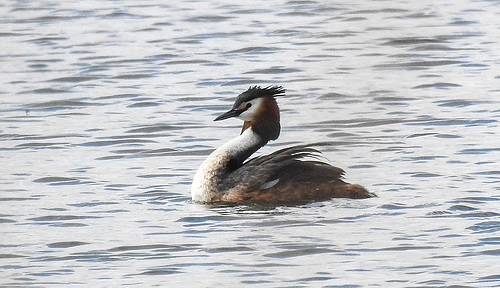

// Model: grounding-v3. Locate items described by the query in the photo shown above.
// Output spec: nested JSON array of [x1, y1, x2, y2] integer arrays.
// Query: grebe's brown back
[[191, 86, 373, 204]]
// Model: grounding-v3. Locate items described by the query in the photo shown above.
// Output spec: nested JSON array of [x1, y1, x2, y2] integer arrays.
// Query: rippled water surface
[[1, 1, 500, 287]]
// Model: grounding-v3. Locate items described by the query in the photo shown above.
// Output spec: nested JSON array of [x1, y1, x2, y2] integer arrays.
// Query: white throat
[[191, 128, 263, 202]]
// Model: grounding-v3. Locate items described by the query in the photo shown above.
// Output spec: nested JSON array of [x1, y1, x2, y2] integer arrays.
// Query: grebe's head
[[214, 86, 285, 140]]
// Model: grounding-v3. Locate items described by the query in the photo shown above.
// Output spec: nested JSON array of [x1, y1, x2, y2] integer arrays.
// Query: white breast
[[191, 128, 263, 202]]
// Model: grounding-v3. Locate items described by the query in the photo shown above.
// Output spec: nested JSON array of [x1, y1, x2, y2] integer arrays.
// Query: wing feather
[[218, 145, 345, 193]]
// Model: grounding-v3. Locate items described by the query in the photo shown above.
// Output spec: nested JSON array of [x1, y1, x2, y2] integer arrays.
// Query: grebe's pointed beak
[[214, 108, 243, 121]]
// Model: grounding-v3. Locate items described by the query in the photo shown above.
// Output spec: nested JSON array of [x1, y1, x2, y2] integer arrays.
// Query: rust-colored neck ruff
[[242, 97, 280, 141]]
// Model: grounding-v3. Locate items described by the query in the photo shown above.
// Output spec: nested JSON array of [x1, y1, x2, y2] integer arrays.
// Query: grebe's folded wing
[[219, 145, 345, 192]]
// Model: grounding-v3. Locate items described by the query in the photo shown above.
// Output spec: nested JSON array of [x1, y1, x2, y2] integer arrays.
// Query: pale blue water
[[1, 1, 499, 287]]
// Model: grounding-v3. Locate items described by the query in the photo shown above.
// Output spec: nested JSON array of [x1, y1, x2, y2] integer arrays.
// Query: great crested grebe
[[192, 86, 373, 204]]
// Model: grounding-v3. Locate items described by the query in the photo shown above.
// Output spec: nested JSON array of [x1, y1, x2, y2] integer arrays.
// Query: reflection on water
[[1, 0, 499, 287]]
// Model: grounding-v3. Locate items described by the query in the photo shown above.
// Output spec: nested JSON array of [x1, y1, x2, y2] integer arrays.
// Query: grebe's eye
[[245, 103, 252, 109]]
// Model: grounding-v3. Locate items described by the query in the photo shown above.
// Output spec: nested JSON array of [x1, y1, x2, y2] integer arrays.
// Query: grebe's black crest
[[233, 86, 285, 109], [214, 86, 284, 142]]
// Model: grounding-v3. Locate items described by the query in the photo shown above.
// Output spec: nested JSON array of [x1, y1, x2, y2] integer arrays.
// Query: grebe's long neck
[[191, 128, 266, 202]]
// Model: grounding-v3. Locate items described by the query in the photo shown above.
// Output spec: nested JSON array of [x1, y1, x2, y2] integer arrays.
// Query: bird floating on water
[[192, 86, 373, 204]]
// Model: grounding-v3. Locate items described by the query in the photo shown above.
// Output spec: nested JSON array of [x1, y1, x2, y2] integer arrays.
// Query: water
[[1, 0, 499, 287]]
